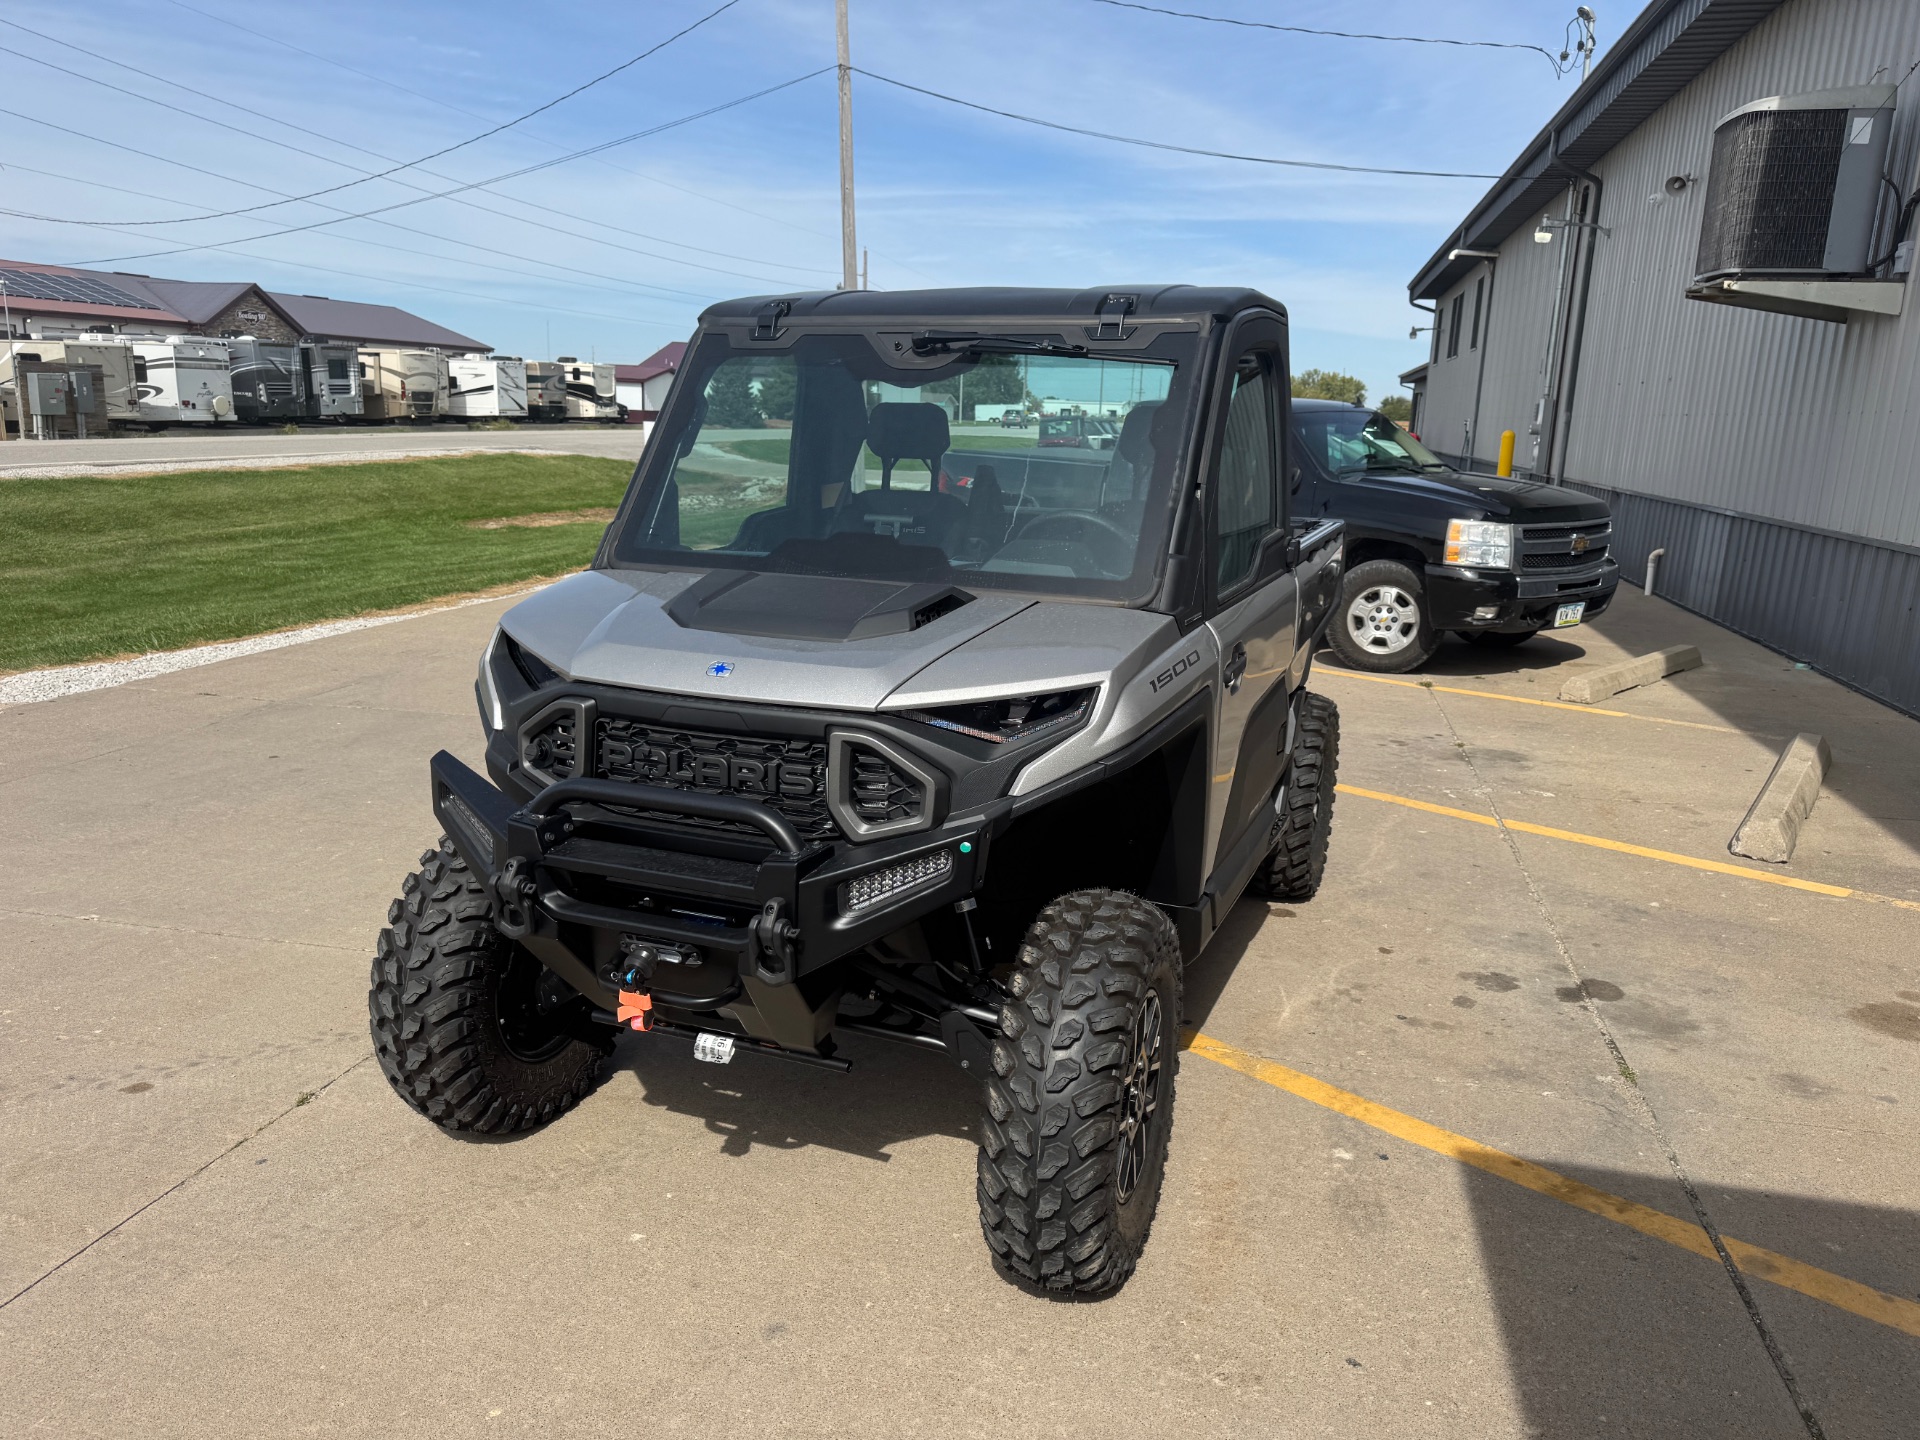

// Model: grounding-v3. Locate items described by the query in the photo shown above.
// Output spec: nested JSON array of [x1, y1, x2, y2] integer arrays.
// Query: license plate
[[1553, 602, 1586, 628]]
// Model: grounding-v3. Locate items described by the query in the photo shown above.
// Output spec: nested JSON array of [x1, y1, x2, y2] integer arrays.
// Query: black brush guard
[[428, 750, 996, 1060]]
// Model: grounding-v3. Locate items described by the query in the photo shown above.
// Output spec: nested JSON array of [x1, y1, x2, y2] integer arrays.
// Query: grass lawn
[[1, 452, 635, 672]]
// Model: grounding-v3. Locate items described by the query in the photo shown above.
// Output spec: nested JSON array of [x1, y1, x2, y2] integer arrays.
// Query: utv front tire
[[978, 889, 1182, 1297], [1252, 691, 1340, 903], [369, 839, 608, 1135]]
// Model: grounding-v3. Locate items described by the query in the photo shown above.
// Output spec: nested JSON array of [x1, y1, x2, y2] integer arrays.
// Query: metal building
[[1409, 0, 1920, 714]]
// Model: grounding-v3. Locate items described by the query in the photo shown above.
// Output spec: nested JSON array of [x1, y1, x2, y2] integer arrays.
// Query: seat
[[865, 401, 951, 490], [829, 401, 965, 550]]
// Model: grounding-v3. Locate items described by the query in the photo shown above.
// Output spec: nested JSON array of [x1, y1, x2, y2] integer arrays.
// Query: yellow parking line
[[1334, 783, 1920, 912], [1184, 1031, 1920, 1339], [1318, 669, 1738, 732]]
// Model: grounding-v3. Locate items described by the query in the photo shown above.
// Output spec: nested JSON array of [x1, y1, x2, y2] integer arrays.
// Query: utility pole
[[837, 0, 858, 291]]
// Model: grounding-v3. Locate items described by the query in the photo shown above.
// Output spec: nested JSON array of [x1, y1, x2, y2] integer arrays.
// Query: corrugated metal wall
[[1569, 480, 1920, 713], [1415, 0, 1920, 714]]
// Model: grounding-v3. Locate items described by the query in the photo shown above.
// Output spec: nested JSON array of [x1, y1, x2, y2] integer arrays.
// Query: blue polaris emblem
[[707, 661, 735, 677]]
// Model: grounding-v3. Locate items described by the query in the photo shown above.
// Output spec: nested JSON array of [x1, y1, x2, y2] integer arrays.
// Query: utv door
[[1201, 316, 1298, 873]]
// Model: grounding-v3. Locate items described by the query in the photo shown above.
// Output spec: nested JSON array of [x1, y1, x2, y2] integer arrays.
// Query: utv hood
[[499, 568, 1038, 711]]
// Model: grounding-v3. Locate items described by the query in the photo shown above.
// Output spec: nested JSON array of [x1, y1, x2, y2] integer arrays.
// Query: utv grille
[[591, 717, 836, 842], [848, 745, 925, 828]]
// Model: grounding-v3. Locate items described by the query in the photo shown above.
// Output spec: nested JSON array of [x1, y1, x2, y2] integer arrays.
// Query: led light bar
[[841, 849, 954, 915]]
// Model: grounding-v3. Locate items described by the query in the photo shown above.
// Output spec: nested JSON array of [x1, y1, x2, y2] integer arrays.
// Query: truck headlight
[[1445, 519, 1513, 569]]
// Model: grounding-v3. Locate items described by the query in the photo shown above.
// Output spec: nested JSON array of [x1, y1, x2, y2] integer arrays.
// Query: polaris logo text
[[1149, 650, 1202, 693]]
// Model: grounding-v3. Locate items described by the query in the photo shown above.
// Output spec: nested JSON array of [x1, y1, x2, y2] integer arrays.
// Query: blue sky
[[0, 0, 1615, 406]]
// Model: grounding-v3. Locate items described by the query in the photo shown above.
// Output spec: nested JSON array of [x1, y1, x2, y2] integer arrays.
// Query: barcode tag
[[1851, 117, 1874, 145], [693, 1032, 737, 1065]]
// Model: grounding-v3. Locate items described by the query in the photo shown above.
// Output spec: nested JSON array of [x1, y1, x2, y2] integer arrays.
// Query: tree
[[754, 363, 797, 422], [1377, 395, 1412, 425], [1292, 368, 1366, 406], [960, 353, 1026, 420], [704, 365, 762, 428]]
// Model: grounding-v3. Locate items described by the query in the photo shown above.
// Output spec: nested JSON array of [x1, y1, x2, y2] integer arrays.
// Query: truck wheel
[[1328, 559, 1438, 673], [1252, 691, 1340, 903], [369, 839, 608, 1135], [1464, 627, 1543, 648], [978, 889, 1182, 1298]]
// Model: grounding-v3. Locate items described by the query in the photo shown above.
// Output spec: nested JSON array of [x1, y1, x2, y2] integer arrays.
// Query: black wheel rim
[[1116, 987, 1165, 1204], [495, 946, 576, 1063]]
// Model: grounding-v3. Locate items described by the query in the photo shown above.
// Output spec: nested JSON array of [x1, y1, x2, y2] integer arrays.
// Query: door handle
[[1224, 642, 1247, 693]]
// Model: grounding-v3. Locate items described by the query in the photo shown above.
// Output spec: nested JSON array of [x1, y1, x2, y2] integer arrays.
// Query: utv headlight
[[899, 688, 1096, 745], [1444, 519, 1513, 569], [479, 629, 567, 731]]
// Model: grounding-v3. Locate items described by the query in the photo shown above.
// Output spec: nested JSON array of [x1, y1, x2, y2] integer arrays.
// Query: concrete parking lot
[[2, 588, 1915, 1438]]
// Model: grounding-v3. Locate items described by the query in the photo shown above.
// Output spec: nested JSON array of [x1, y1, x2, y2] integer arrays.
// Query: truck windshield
[[607, 333, 1190, 601], [1296, 408, 1446, 477]]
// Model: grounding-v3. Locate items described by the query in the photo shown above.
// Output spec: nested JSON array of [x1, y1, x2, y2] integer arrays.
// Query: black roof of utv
[[698, 285, 1285, 332]]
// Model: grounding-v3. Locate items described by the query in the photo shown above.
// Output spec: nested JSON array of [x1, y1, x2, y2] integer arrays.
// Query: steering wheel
[[1014, 510, 1135, 572]]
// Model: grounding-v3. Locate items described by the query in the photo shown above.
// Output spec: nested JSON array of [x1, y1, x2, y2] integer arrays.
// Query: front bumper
[[1425, 558, 1618, 632], [430, 750, 998, 1051]]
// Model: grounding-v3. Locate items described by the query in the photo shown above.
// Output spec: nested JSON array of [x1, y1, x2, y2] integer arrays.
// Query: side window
[[1470, 276, 1485, 349], [1446, 294, 1464, 358], [1213, 350, 1279, 594]]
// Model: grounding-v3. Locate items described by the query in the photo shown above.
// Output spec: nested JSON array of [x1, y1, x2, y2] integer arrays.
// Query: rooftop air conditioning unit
[[1694, 85, 1894, 283]]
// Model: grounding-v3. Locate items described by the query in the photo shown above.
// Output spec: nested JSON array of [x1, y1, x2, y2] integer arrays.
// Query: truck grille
[[1520, 521, 1610, 571]]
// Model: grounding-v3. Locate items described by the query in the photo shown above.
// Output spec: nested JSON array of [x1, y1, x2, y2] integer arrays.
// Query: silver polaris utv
[[371, 287, 1345, 1297]]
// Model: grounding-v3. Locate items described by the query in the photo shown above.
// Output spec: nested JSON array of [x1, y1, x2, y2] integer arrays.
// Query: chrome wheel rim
[[1346, 585, 1420, 655], [1115, 987, 1165, 1203]]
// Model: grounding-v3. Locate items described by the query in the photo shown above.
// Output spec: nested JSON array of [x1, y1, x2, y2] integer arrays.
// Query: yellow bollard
[[1496, 429, 1516, 478]]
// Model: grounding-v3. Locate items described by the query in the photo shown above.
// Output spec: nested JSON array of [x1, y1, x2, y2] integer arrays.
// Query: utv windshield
[[608, 333, 1192, 600], [1295, 408, 1446, 477]]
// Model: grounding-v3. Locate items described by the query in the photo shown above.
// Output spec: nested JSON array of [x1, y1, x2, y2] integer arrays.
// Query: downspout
[[1548, 155, 1605, 485], [1531, 128, 1580, 477]]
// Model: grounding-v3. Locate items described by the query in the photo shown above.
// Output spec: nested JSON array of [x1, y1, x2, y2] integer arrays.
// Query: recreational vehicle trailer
[[226, 337, 309, 425], [523, 360, 567, 421], [359, 348, 448, 422], [0, 339, 140, 425], [129, 338, 235, 425], [561, 359, 620, 421], [447, 356, 528, 419], [303, 341, 363, 420]]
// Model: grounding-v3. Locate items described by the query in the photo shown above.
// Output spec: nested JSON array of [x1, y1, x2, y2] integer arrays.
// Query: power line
[[34, 70, 836, 269], [1, 162, 720, 318], [853, 70, 1501, 180], [0, 104, 721, 306], [21, 0, 744, 229], [0, 15, 838, 280], [0, 26, 834, 287], [159, 0, 842, 246], [1080, 0, 1570, 71]]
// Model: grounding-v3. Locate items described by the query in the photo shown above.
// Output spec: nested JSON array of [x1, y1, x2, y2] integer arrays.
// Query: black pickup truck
[[1289, 399, 1618, 673]]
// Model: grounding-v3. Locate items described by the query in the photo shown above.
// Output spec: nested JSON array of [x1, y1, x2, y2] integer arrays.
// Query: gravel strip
[[0, 446, 554, 481], [0, 590, 534, 706]]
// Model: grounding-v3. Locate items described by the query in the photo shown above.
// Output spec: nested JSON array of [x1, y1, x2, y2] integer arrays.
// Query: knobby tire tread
[[976, 888, 1182, 1298], [369, 838, 605, 1135]]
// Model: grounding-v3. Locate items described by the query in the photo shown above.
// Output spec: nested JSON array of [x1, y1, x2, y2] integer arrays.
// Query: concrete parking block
[[1730, 732, 1832, 864], [1558, 643, 1703, 704]]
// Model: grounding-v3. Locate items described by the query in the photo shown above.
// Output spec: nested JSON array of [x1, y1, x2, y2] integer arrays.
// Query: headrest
[[867, 402, 950, 461], [1116, 401, 1162, 461]]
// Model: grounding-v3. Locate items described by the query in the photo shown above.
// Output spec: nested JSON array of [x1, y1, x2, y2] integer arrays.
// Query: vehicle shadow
[[1179, 895, 1270, 1036], [606, 1025, 978, 1164], [1460, 1158, 1919, 1437], [1311, 632, 1593, 682]]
